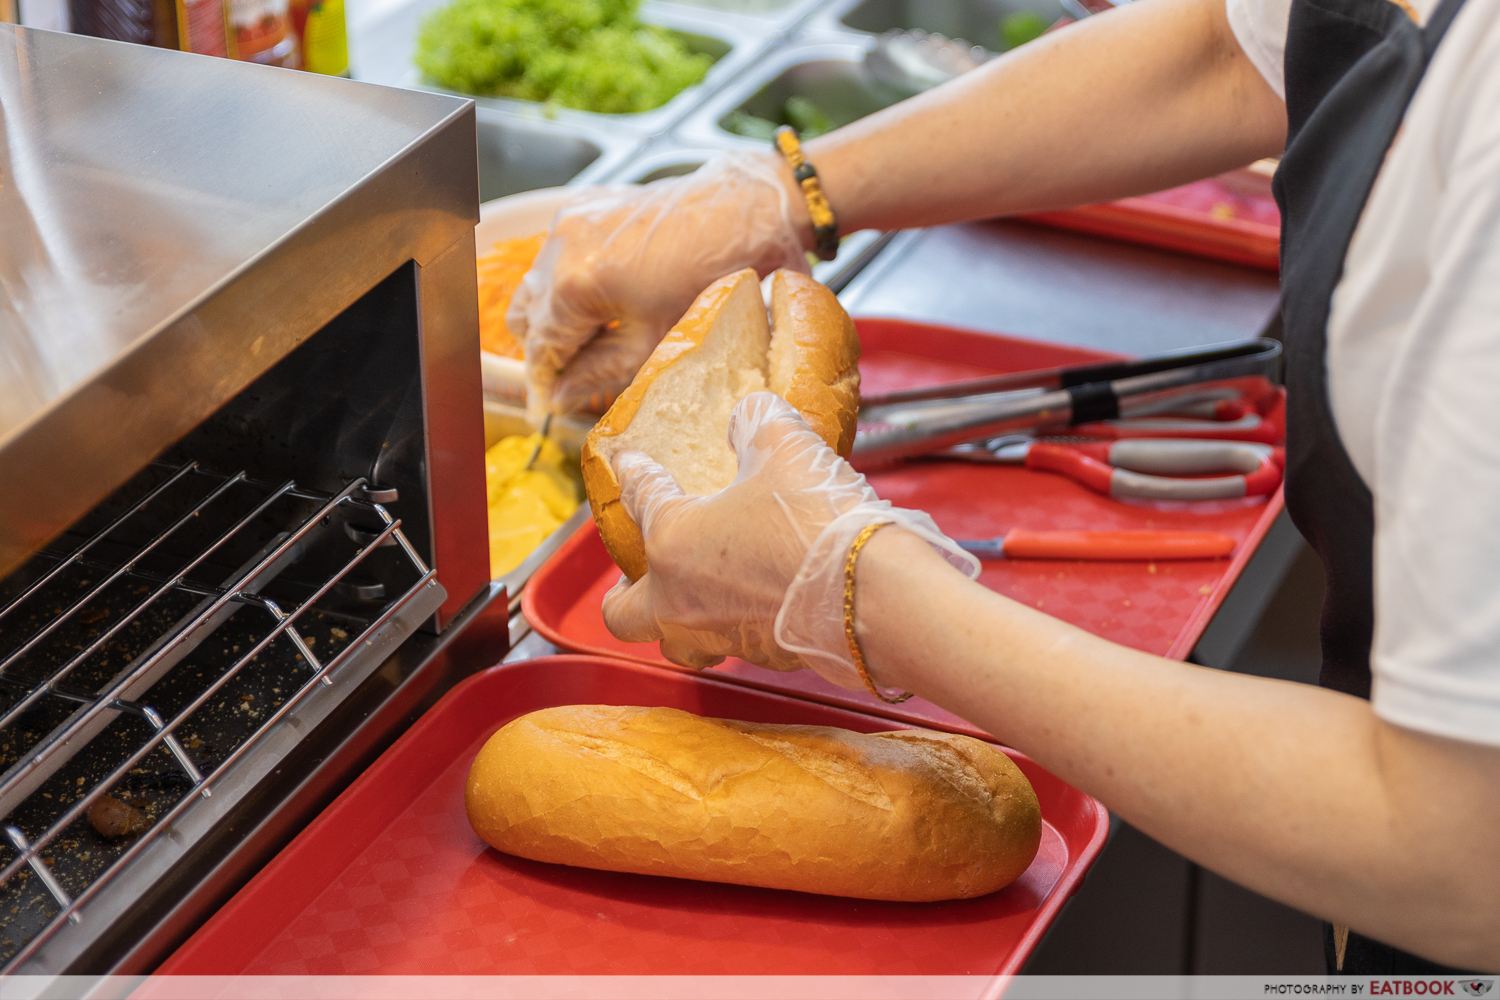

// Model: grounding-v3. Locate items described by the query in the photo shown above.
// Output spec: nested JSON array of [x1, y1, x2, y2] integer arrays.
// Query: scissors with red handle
[[944, 436, 1283, 501]]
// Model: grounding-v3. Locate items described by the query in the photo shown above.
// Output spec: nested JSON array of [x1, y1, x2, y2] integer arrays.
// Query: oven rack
[[0, 461, 443, 970]]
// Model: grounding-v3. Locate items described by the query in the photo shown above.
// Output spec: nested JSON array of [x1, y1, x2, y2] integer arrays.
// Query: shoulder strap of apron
[[1324, 0, 1470, 973], [1423, 0, 1469, 43]]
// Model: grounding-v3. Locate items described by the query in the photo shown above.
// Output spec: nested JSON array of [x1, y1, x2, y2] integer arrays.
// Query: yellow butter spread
[[485, 433, 581, 576]]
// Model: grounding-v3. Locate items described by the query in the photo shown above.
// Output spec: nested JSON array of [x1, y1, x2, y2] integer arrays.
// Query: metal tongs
[[851, 338, 1282, 469], [523, 413, 553, 470]]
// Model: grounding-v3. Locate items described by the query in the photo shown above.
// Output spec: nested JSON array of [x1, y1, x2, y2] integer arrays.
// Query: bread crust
[[466, 705, 1042, 902], [580, 268, 861, 581], [768, 270, 861, 455]]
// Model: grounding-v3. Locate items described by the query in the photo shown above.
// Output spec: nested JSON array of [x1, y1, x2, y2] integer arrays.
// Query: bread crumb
[[87, 795, 147, 839]]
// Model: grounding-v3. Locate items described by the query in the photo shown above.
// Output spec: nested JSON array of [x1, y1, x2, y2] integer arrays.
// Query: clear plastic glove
[[601, 392, 978, 691], [508, 154, 810, 421]]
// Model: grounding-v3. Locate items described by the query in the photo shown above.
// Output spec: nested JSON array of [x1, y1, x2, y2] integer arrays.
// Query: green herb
[[723, 109, 780, 141], [783, 95, 834, 137], [724, 95, 838, 140]]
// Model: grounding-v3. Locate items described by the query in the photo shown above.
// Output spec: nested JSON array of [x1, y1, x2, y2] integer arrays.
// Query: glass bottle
[[175, 0, 228, 56], [69, 0, 176, 46], [227, 0, 297, 67]]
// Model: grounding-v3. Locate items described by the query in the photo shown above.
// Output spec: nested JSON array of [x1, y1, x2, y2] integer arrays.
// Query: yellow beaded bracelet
[[773, 125, 840, 262], [842, 521, 914, 704]]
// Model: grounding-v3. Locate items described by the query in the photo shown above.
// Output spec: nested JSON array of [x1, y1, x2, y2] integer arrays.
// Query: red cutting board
[[160, 656, 1108, 979], [1024, 176, 1281, 271], [523, 319, 1285, 740]]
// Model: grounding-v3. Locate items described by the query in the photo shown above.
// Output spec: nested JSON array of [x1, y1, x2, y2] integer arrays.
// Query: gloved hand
[[601, 393, 978, 691], [509, 154, 811, 421]]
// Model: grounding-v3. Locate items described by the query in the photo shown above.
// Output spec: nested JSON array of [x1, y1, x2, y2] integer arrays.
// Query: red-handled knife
[[959, 529, 1237, 561]]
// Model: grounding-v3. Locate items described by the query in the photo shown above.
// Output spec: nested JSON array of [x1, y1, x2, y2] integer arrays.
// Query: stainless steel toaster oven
[[0, 24, 504, 975]]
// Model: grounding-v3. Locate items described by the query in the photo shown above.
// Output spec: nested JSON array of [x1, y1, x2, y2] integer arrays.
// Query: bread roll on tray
[[466, 705, 1043, 902], [581, 268, 861, 580]]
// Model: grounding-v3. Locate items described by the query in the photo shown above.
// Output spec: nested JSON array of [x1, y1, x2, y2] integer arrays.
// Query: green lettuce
[[415, 0, 711, 113]]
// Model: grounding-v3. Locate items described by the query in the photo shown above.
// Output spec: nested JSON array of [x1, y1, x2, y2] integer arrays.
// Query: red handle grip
[[1001, 529, 1237, 561], [1023, 443, 1115, 493]]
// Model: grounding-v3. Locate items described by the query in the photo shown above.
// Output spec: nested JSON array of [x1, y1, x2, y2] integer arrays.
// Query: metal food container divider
[[0, 25, 507, 977], [804, 0, 1069, 44], [473, 107, 638, 202], [655, 0, 825, 29]]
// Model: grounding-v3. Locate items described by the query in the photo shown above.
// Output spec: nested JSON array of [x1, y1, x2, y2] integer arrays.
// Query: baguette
[[465, 705, 1042, 902], [580, 268, 860, 580]]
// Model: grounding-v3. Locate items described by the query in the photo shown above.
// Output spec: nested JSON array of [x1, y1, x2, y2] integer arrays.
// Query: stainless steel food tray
[[803, 0, 1067, 48], [602, 142, 894, 293], [676, 39, 907, 149], [349, 0, 773, 137], [473, 107, 637, 201], [650, 0, 823, 32]]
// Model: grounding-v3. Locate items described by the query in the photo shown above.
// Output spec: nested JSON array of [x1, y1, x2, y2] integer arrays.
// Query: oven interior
[[0, 263, 455, 970]]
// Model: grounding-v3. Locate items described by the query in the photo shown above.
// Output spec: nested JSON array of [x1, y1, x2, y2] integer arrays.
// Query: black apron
[[1273, 0, 1469, 975]]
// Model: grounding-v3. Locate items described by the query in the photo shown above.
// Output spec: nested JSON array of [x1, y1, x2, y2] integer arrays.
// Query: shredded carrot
[[476, 233, 546, 359]]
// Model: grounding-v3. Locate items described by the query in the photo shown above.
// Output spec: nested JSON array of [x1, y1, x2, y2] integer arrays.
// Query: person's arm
[[603, 395, 1500, 970], [805, 0, 1287, 234], [855, 530, 1500, 969], [512, 0, 1285, 416]]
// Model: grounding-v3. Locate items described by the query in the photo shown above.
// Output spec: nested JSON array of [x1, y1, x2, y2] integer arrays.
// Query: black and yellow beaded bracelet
[[773, 125, 840, 263]]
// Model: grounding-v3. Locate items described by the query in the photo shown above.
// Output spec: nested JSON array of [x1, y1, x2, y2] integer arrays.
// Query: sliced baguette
[[581, 268, 860, 580]]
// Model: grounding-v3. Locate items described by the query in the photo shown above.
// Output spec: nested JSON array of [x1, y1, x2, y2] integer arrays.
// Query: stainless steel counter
[[840, 220, 1281, 353]]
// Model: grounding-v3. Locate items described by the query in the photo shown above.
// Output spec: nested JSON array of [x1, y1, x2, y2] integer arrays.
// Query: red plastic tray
[[523, 319, 1285, 740], [1024, 176, 1281, 271], [161, 655, 1108, 978]]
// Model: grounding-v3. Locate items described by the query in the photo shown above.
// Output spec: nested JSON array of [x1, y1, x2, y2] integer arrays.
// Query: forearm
[[805, 0, 1286, 233], [856, 531, 1500, 968]]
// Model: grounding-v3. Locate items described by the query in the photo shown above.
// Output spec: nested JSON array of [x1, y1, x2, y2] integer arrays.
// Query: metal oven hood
[[0, 23, 488, 626], [0, 25, 503, 976]]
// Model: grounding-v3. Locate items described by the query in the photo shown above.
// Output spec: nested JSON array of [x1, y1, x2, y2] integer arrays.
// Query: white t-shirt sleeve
[[1368, 46, 1500, 748], [1225, 0, 1292, 99]]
